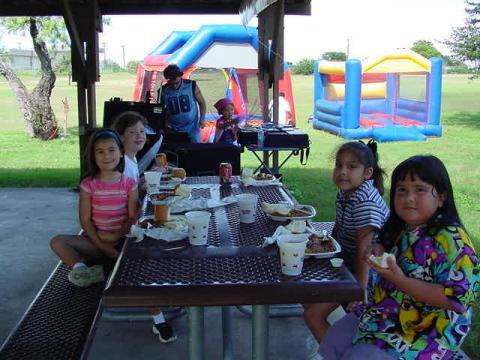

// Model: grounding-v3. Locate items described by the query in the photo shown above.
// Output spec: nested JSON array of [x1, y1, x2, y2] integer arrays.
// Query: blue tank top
[[161, 80, 199, 135]]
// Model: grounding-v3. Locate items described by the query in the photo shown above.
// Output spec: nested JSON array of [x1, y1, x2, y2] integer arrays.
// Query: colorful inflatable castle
[[312, 51, 443, 141], [133, 24, 296, 143]]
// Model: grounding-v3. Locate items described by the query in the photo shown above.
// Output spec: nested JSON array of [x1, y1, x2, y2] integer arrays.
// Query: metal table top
[[103, 176, 363, 308]]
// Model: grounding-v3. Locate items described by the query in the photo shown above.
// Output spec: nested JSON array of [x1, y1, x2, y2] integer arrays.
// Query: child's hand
[[346, 300, 364, 312], [98, 231, 120, 243], [366, 256, 405, 284], [96, 242, 119, 258]]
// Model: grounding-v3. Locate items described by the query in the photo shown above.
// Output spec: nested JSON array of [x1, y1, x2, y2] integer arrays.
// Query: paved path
[[0, 188, 311, 359]]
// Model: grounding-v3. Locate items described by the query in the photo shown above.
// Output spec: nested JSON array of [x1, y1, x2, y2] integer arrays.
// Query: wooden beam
[[61, 0, 87, 73], [0, 1, 310, 17]]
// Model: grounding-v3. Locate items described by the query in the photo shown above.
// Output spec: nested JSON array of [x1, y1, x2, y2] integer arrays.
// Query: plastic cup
[[155, 153, 168, 167], [235, 194, 259, 223], [154, 204, 170, 224], [277, 233, 309, 276], [185, 211, 211, 246]]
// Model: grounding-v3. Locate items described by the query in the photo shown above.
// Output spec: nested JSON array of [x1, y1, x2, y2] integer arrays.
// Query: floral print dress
[[354, 225, 479, 359]]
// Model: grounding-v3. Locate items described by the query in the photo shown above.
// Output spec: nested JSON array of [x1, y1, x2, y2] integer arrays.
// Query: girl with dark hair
[[50, 129, 138, 287], [319, 155, 479, 359], [304, 139, 389, 343]]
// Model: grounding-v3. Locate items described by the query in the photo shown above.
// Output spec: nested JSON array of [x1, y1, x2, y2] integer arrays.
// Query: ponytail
[[365, 139, 386, 195]]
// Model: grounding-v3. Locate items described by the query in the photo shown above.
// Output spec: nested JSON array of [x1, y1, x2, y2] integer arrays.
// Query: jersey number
[[167, 95, 191, 115]]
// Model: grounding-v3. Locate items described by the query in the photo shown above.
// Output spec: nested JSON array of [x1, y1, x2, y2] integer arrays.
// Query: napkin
[[170, 195, 237, 213], [175, 184, 191, 198], [261, 201, 293, 216], [241, 177, 281, 187], [262, 220, 307, 247], [128, 216, 188, 242]]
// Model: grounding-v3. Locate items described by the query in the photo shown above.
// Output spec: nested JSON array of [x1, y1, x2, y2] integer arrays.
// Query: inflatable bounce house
[[133, 24, 296, 143], [312, 51, 442, 141]]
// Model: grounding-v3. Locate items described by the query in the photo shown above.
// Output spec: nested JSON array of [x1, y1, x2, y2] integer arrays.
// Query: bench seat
[[0, 262, 106, 360]]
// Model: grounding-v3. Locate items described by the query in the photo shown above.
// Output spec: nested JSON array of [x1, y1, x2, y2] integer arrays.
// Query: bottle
[[257, 127, 264, 148]]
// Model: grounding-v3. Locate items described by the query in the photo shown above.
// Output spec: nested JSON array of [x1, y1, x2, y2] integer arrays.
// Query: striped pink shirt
[[80, 175, 137, 233]]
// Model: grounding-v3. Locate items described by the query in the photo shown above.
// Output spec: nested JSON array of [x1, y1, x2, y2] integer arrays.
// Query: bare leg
[[303, 302, 340, 343], [50, 234, 104, 268]]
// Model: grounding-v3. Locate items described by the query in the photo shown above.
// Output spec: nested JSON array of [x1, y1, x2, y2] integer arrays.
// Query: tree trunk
[[0, 17, 58, 140], [29, 17, 57, 140]]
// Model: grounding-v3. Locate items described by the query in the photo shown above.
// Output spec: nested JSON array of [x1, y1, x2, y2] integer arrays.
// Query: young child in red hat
[[213, 97, 239, 144]]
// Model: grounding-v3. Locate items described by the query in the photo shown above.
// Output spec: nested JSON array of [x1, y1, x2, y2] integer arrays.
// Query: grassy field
[[1, 71, 479, 356]]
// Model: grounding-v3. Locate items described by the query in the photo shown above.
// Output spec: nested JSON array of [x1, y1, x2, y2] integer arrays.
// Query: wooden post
[[63, 0, 101, 179], [61, 97, 69, 139]]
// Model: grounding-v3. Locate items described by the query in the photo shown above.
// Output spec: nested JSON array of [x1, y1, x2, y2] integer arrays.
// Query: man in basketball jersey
[[160, 64, 206, 143]]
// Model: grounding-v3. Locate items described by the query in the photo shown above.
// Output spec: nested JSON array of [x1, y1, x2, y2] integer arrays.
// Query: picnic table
[[103, 176, 363, 360]]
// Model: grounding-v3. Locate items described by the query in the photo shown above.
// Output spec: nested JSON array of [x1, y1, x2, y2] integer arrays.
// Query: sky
[[0, 0, 468, 66]]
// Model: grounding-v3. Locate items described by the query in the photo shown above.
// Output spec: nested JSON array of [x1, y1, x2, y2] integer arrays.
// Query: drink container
[[219, 162, 233, 184]]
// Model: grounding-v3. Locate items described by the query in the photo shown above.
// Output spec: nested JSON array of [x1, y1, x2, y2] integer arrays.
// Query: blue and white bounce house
[[312, 51, 443, 141]]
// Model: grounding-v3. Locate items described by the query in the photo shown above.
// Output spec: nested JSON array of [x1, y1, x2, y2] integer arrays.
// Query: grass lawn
[[1, 72, 479, 357]]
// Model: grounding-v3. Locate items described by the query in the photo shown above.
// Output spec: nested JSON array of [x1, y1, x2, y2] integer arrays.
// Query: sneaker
[[152, 322, 177, 343], [68, 265, 105, 287]]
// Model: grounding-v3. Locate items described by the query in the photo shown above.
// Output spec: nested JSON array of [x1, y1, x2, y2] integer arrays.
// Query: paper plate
[[304, 232, 341, 259], [265, 205, 316, 221]]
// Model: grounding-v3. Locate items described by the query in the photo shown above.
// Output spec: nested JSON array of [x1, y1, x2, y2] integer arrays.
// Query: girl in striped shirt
[[304, 140, 389, 343], [50, 129, 138, 287]]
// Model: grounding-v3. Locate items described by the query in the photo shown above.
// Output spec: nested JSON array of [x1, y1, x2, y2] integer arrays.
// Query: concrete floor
[[0, 188, 314, 360]]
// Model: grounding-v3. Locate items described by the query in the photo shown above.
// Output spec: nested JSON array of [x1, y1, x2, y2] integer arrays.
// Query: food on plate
[[172, 167, 186, 179], [306, 233, 337, 254], [271, 206, 312, 218], [138, 218, 156, 228], [369, 253, 396, 268], [261, 202, 292, 216], [161, 173, 173, 181], [151, 190, 176, 202], [137, 215, 187, 229], [253, 172, 275, 181]]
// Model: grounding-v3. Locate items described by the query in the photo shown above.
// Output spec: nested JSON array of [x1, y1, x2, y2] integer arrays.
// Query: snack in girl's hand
[[369, 253, 396, 268]]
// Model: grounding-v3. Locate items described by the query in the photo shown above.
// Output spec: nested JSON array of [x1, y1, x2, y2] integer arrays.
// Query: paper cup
[[144, 171, 162, 194], [235, 194, 259, 223], [277, 234, 309, 276], [241, 168, 254, 179], [185, 211, 211, 246], [154, 204, 170, 224]]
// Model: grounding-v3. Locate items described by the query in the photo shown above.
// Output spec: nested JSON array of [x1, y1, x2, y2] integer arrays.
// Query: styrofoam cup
[[277, 233, 309, 276], [235, 194, 259, 223], [241, 168, 254, 179], [144, 171, 162, 194], [185, 211, 211, 246]]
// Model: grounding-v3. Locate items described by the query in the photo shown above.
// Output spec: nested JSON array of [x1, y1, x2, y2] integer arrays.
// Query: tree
[[126, 60, 138, 74], [445, 0, 480, 77], [0, 17, 67, 139], [291, 58, 315, 75], [410, 40, 442, 59], [102, 59, 122, 73], [322, 52, 347, 61]]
